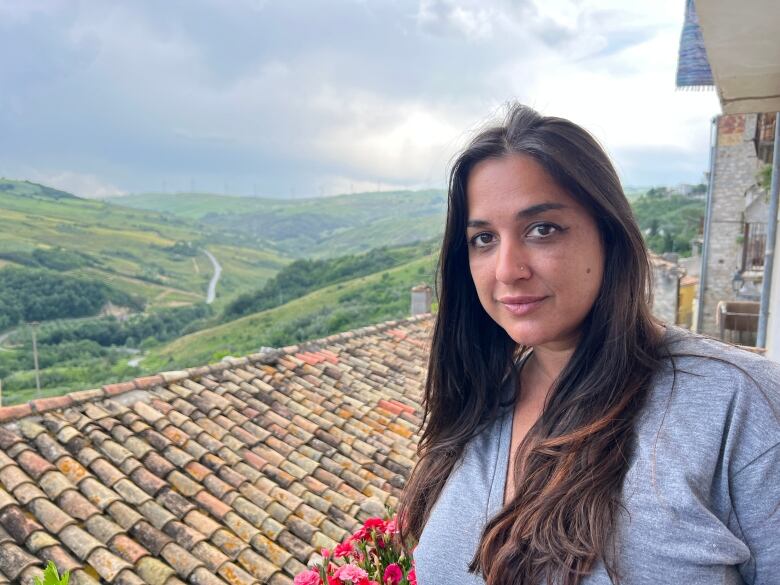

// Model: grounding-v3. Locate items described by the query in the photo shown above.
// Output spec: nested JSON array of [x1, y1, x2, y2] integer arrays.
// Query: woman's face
[[466, 154, 605, 351]]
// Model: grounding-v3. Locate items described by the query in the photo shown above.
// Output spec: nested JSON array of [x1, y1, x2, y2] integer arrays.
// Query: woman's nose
[[495, 241, 531, 284]]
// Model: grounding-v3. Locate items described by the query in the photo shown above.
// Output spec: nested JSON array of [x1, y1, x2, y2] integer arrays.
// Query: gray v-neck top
[[413, 369, 516, 585], [413, 327, 780, 584]]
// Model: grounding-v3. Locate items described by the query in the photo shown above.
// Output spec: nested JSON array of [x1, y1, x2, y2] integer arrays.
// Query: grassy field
[[113, 189, 447, 258], [142, 253, 438, 371], [0, 179, 289, 309]]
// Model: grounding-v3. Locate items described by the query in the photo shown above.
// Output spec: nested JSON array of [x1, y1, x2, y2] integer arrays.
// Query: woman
[[398, 104, 779, 585]]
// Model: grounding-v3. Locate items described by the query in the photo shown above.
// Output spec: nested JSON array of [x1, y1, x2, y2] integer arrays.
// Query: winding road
[[204, 249, 222, 304], [0, 329, 14, 351]]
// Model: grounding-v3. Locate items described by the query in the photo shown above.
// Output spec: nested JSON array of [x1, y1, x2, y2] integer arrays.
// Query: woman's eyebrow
[[466, 202, 568, 228]]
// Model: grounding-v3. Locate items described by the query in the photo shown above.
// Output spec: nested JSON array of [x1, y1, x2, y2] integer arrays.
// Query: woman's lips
[[497, 296, 548, 316]]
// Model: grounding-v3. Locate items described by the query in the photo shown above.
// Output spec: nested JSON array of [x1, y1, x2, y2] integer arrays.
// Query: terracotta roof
[[0, 315, 432, 585], [648, 253, 680, 271]]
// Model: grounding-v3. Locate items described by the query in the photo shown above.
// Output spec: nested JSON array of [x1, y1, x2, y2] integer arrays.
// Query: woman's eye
[[527, 223, 559, 238], [469, 233, 494, 248]]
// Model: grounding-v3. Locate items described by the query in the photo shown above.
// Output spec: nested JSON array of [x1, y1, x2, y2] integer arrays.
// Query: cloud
[[415, 0, 515, 40], [0, 0, 721, 197]]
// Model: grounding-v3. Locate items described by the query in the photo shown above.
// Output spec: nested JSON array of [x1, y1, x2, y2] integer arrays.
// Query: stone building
[[696, 113, 776, 337]]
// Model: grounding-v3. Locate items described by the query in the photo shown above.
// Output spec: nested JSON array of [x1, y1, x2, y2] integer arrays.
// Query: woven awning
[[677, 0, 780, 114], [676, 0, 714, 89]]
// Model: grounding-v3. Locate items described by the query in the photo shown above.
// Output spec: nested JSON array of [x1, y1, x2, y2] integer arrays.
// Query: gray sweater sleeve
[[731, 443, 780, 583]]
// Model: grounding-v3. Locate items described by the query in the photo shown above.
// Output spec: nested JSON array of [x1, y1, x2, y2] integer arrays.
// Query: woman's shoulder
[[647, 325, 780, 473], [660, 325, 780, 392]]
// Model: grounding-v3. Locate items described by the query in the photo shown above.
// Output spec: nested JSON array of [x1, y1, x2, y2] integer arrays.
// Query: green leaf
[[35, 561, 70, 585]]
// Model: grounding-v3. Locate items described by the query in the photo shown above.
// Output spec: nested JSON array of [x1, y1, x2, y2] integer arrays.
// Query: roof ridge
[[0, 312, 433, 425]]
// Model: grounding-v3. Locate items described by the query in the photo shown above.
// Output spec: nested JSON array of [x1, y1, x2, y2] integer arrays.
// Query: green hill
[[0, 178, 288, 311], [0, 178, 79, 200], [631, 189, 705, 256], [113, 189, 447, 258], [142, 252, 437, 371]]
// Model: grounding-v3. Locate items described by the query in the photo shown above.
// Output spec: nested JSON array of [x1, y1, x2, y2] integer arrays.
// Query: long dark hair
[[397, 104, 664, 585]]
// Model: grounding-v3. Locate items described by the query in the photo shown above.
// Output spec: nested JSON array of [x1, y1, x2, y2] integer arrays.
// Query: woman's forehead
[[465, 155, 583, 221]]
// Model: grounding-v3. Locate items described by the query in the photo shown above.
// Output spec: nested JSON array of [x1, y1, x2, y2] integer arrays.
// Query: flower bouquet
[[295, 514, 416, 585]]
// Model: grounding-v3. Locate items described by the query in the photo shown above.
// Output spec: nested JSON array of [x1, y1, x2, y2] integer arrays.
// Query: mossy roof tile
[[0, 315, 431, 583]]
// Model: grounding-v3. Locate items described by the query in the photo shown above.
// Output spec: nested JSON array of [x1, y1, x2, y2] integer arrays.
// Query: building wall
[[678, 281, 696, 328], [699, 114, 765, 336]]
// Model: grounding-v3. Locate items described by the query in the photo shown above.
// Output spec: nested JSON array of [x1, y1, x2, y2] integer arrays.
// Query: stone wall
[[699, 114, 765, 336]]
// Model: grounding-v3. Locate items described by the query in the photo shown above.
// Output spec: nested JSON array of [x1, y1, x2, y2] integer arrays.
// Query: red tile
[[90, 458, 125, 487], [40, 545, 81, 573], [319, 350, 340, 364], [16, 450, 55, 480], [201, 453, 226, 472], [130, 467, 167, 496], [161, 425, 189, 446], [303, 374, 322, 387], [240, 450, 267, 472], [377, 399, 415, 416], [30, 395, 73, 414], [195, 490, 232, 520], [151, 399, 173, 414], [386, 329, 408, 340], [58, 490, 100, 521], [0, 404, 32, 424], [103, 381, 136, 396], [243, 407, 260, 419], [110, 533, 149, 565], [185, 461, 212, 482], [295, 352, 323, 366], [133, 375, 164, 389]]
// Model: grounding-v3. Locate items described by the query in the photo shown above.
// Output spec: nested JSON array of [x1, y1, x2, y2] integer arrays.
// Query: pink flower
[[321, 548, 331, 558], [364, 518, 386, 533], [294, 569, 322, 585], [384, 518, 398, 534], [333, 564, 369, 583], [382, 564, 402, 585], [333, 540, 354, 558], [407, 569, 416, 585]]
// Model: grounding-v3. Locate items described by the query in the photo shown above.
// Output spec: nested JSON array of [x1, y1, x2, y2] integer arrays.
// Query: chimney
[[411, 284, 432, 316]]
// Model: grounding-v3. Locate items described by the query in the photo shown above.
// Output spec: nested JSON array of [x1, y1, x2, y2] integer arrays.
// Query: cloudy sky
[[0, 0, 720, 198]]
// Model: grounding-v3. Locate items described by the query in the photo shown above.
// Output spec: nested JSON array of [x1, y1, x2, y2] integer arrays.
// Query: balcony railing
[[742, 222, 766, 271], [717, 301, 759, 346]]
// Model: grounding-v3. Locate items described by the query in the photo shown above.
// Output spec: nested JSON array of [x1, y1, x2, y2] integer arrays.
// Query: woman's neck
[[521, 340, 577, 404]]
